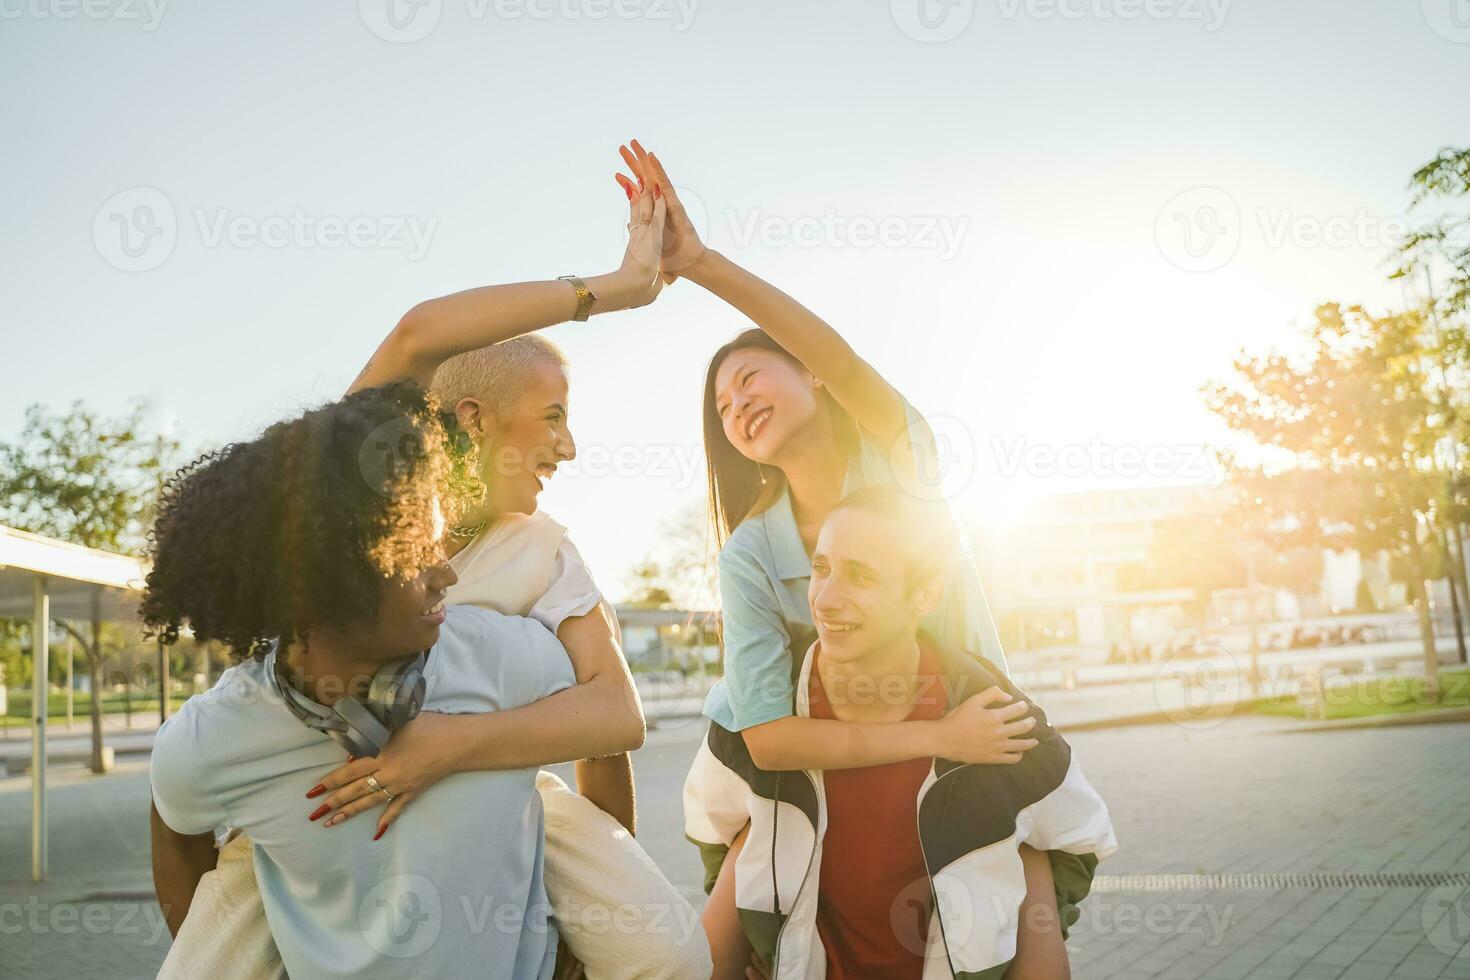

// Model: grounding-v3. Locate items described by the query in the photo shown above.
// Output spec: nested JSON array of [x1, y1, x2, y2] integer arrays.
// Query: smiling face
[[808, 506, 944, 665], [458, 359, 575, 517], [713, 346, 823, 465], [367, 555, 459, 658], [322, 497, 461, 664]]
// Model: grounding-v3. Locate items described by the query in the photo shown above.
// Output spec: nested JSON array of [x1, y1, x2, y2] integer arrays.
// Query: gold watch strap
[[558, 275, 596, 322]]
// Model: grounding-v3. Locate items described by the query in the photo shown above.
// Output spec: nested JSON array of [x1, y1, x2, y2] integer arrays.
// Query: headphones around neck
[[273, 647, 427, 758]]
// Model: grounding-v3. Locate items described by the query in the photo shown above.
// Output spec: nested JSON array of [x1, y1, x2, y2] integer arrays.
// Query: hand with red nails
[[305, 711, 460, 838], [615, 139, 707, 283], [610, 150, 668, 310]]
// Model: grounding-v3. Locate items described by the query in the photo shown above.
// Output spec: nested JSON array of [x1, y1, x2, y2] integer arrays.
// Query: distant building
[[974, 485, 1230, 653], [963, 482, 1426, 656], [613, 605, 722, 669]]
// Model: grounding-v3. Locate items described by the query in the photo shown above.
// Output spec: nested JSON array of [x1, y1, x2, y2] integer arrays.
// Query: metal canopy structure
[[0, 524, 145, 882]]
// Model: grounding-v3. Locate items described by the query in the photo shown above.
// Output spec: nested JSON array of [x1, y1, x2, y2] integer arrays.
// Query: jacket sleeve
[[1020, 753, 1118, 938], [682, 732, 755, 894]]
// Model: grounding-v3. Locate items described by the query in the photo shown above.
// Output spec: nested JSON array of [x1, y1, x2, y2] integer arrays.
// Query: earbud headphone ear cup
[[334, 697, 393, 759]]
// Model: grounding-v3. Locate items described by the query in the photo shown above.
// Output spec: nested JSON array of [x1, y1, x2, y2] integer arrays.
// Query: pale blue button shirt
[[704, 401, 1009, 732], [151, 606, 574, 980]]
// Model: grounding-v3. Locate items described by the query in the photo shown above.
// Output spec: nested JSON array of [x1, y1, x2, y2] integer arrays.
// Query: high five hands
[[614, 139, 708, 287], [613, 150, 667, 310]]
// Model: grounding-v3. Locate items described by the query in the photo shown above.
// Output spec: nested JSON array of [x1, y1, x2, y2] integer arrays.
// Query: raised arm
[[347, 179, 666, 393], [622, 142, 914, 460]]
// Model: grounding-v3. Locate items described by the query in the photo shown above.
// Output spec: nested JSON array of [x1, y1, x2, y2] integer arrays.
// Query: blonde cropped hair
[[429, 334, 568, 418]]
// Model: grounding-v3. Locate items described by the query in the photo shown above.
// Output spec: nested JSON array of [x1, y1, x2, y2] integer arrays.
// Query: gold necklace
[[448, 519, 487, 541]]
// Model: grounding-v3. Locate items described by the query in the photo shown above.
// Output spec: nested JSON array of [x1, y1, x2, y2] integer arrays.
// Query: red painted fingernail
[[309, 804, 330, 822], [625, 184, 634, 200], [306, 784, 326, 799], [654, 184, 661, 199], [347, 755, 356, 762], [374, 825, 386, 841]]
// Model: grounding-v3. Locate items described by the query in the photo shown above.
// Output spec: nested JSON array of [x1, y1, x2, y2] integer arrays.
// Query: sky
[[2, 0, 1467, 603]]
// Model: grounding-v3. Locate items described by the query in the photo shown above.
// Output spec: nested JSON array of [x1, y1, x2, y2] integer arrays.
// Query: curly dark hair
[[141, 381, 464, 661]]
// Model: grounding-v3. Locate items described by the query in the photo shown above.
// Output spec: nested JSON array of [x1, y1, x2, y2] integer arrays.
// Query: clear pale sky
[[3, 0, 1466, 602]]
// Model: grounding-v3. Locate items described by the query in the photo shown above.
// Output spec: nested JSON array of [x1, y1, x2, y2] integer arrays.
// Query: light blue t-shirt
[[150, 605, 575, 980], [704, 399, 1009, 732]]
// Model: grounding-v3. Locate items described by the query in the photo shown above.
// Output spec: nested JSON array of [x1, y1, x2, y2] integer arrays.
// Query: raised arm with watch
[[348, 176, 666, 395]]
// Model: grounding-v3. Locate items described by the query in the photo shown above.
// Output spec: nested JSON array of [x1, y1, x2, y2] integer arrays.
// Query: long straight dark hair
[[702, 329, 860, 546]]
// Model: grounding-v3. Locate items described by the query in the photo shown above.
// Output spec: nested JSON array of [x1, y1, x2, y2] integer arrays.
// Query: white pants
[[158, 772, 712, 979]]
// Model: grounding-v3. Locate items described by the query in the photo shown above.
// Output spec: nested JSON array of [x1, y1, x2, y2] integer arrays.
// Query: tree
[[1397, 145, 1470, 321], [1117, 509, 1245, 623], [624, 560, 677, 609], [1206, 303, 1451, 691], [0, 401, 179, 771], [624, 500, 719, 610], [1395, 144, 1470, 662]]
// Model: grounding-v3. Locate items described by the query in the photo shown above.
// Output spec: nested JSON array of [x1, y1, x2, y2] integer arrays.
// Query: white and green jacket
[[683, 630, 1118, 979]]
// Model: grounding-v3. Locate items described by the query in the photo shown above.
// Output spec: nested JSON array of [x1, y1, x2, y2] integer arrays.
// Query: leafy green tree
[[624, 561, 677, 609], [625, 500, 718, 610], [1397, 145, 1470, 320], [1118, 510, 1245, 626], [1395, 145, 1470, 662], [1206, 303, 1451, 690], [0, 401, 179, 770]]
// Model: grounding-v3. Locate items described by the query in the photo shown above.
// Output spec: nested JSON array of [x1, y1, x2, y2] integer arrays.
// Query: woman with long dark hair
[[613, 144, 1092, 977]]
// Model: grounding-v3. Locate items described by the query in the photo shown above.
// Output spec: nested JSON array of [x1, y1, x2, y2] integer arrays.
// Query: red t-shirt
[[807, 640, 947, 980]]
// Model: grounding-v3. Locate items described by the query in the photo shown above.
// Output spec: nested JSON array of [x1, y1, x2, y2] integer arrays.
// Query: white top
[[447, 511, 612, 640], [150, 605, 575, 980]]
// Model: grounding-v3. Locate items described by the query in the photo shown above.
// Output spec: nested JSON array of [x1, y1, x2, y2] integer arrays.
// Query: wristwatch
[[558, 275, 596, 322]]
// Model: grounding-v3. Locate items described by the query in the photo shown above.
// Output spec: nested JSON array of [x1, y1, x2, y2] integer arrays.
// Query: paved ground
[[2, 715, 1468, 978]]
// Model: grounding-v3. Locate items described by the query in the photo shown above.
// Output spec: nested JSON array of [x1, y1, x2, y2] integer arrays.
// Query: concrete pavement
[[4, 701, 1469, 978]]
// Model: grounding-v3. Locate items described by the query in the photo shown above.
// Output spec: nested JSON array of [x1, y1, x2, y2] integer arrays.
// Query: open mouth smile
[[744, 407, 773, 442], [419, 598, 446, 625], [818, 620, 860, 634]]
